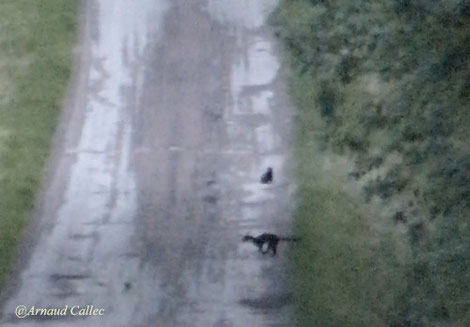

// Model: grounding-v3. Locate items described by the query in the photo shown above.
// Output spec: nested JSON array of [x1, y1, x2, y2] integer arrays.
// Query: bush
[[272, 0, 470, 324]]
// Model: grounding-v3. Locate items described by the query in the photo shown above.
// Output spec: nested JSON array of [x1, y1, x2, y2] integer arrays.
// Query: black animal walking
[[242, 233, 299, 256], [260, 167, 273, 184]]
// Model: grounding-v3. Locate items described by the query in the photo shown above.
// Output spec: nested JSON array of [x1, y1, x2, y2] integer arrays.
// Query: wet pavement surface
[[0, 0, 294, 326]]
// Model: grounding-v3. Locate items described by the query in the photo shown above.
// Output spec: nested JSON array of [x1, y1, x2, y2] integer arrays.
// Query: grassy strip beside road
[[286, 134, 406, 325], [272, 0, 470, 325], [0, 0, 79, 288]]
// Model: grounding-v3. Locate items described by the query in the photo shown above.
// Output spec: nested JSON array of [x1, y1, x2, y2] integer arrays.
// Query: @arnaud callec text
[[15, 304, 105, 319]]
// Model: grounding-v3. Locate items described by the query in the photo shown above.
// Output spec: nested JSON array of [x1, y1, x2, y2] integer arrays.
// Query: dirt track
[[0, 0, 294, 326]]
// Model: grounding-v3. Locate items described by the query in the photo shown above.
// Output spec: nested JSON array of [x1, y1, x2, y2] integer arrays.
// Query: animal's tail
[[280, 236, 301, 242]]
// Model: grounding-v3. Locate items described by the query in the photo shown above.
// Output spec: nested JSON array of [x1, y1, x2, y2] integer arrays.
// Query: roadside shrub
[[272, 0, 470, 324]]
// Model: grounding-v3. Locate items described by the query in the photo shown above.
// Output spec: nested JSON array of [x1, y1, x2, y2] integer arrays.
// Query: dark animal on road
[[242, 233, 300, 256], [260, 167, 273, 184]]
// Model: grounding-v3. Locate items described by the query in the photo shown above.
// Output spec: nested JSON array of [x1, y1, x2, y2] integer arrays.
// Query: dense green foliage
[[0, 0, 79, 288], [271, 0, 470, 325]]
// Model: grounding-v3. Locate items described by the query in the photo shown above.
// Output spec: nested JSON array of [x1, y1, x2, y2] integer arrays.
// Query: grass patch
[[0, 0, 79, 288], [290, 186, 406, 326], [271, 0, 470, 325]]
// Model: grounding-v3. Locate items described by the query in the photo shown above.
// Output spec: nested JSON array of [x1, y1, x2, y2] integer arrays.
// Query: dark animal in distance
[[242, 233, 300, 256], [260, 167, 273, 184]]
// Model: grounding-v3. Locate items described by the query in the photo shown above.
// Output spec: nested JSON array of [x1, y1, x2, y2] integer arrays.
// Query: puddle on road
[[251, 91, 274, 115], [231, 38, 280, 116]]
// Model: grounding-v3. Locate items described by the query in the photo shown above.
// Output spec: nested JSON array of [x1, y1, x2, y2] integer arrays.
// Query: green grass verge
[[287, 135, 408, 326], [291, 187, 405, 326], [0, 0, 79, 288], [271, 0, 470, 325]]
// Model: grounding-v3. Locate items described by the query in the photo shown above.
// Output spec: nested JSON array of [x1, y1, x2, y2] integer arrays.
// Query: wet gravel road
[[0, 0, 294, 326]]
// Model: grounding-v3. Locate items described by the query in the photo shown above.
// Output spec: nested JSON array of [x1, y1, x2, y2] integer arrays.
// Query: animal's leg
[[270, 245, 277, 256]]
